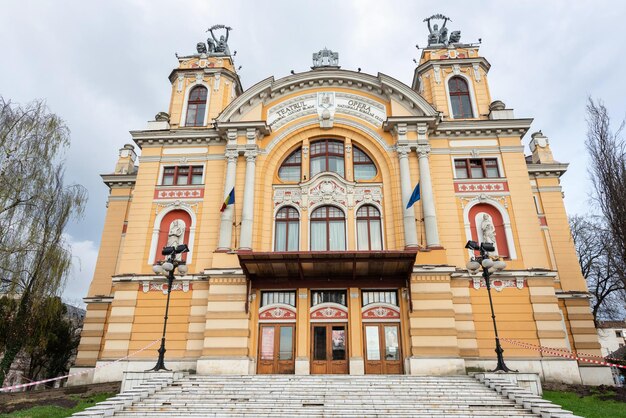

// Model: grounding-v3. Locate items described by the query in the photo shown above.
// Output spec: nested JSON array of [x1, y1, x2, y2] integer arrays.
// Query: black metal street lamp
[[465, 240, 516, 373], [147, 244, 189, 372]]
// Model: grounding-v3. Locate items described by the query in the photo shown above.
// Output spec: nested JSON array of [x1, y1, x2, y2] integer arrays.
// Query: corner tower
[[412, 15, 498, 120], [166, 26, 243, 129]]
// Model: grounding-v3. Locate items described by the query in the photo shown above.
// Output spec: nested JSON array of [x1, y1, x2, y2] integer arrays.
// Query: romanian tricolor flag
[[220, 187, 235, 212]]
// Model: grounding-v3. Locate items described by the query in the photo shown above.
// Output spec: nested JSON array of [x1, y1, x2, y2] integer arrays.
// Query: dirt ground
[[0, 381, 120, 414], [543, 381, 626, 403]]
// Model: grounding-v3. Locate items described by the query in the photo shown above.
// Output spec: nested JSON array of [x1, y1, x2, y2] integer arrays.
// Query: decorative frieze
[[471, 277, 525, 292], [273, 174, 382, 211], [310, 303, 349, 322], [141, 281, 191, 294], [154, 188, 204, 200], [454, 181, 509, 193], [259, 304, 297, 323], [362, 304, 401, 322]]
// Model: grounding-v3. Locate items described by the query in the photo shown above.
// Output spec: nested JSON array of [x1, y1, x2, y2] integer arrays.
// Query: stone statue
[[424, 14, 461, 46], [196, 42, 207, 54], [167, 219, 186, 248], [480, 213, 497, 247], [207, 25, 232, 56], [449, 30, 461, 44], [312, 48, 339, 68]]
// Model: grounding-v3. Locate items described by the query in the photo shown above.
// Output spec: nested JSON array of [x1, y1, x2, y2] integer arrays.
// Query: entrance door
[[363, 323, 402, 374], [257, 324, 295, 374], [311, 324, 348, 374]]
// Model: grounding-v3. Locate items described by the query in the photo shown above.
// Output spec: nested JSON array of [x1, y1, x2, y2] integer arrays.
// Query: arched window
[[185, 86, 208, 127], [310, 206, 345, 251], [356, 205, 382, 250], [310, 139, 344, 178], [448, 77, 473, 119], [275, 207, 299, 251], [278, 148, 302, 182], [353, 146, 377, 180]]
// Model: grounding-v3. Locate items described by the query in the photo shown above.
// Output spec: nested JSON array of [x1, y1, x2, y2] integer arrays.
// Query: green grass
[[0, 392, 115, 418], [544, 390, 626, 418]]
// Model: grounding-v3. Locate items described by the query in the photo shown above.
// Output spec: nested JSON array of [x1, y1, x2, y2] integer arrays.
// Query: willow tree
[[0, 97, 87, 385]]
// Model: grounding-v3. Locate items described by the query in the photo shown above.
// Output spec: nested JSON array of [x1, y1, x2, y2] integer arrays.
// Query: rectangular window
[[454, 158, 500, 179], [160, 165, 204, 185], [260, 291, 296, 307], [362, 290, 398, 307], [311, 290, 347, 306]]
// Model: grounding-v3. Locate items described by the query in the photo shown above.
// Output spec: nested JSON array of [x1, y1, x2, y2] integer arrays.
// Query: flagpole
[[233, 190, 238, 250]]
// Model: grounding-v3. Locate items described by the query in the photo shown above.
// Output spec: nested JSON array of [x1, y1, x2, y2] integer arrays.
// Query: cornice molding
[[130, 128, 222, 148], [527, 163, 569, 177], [412, 57, 491, 90], [101, 173, 136, 188], [431, 118, 533, 138]]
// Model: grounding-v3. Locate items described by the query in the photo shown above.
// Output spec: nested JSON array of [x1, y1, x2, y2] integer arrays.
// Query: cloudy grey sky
[[1, 1, 624, 305]]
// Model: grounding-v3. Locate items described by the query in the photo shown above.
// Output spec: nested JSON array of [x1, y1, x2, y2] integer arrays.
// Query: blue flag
[[406, 183, 420, 209]]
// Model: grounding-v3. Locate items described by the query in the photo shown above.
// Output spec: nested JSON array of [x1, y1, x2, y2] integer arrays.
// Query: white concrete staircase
[[74, 374, 582, 418]]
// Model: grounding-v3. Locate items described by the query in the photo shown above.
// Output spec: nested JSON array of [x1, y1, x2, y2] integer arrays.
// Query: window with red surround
[[454, 158, 500, 179], [161, 165, 203, 186]]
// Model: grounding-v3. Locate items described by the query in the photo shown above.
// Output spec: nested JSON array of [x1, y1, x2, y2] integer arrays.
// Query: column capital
[[416, 144, 431, 158], [244, 149, 259, 162], [396, 144, 411, 159], [225, 149, 238, 162]]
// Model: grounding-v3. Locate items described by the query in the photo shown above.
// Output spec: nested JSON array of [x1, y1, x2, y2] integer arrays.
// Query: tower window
[[448, 77, 473, 119], [274, 206, 299, 251], [185, 86, 208, 127], [310, 139, 345, 178], [278, 148, 302, 182]]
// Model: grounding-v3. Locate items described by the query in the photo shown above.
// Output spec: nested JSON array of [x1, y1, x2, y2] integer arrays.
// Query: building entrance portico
[[240, 251, 415, 376]]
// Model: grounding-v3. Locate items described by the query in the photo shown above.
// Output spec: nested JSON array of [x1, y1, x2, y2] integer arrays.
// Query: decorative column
[[397, 144, 419, 248], [416, 144, 440, 247], [217, 147, 238, 251], [239, 148, 258, 250]]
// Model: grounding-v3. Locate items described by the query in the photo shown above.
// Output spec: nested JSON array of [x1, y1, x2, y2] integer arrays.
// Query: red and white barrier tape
[[0, 339, 160, 393], [501, 338, 626, 370]]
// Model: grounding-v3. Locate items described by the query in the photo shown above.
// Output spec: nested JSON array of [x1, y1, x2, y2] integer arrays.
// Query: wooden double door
[[257, 324, 295, 374], [363, 323, 402, 374], [311, 323, 349, 374]]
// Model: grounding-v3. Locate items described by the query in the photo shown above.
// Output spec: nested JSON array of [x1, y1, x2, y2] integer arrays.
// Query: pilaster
[[217, 129, 239, 251]]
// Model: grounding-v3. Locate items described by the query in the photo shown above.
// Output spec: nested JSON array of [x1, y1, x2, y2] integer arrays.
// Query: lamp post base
[[146, 338, 171, 372], [492, 340, 517, 373]]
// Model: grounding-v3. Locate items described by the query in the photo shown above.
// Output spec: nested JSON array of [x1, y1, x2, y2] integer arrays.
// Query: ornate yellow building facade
[[71, 22, 612, 385]]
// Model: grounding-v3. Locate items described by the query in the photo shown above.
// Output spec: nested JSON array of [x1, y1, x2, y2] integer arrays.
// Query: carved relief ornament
[[273, 174, 382, 211]]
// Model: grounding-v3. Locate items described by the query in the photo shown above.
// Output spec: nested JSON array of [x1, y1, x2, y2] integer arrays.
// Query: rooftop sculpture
[[424, 14, 462, 46], [196, 24, 233, 56], [312, 48, 340, 69]]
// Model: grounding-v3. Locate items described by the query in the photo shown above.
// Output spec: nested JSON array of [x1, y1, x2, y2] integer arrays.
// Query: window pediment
[[273, 173, 382, 212]]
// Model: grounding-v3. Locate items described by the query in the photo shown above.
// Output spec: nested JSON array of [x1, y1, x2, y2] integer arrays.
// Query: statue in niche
[[207, 25, 232, 56], [167, 219, 186, 248], [480, 213, 497, 252]]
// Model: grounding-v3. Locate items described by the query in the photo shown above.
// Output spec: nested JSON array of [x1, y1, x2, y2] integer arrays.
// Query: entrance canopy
[[238, 251, 417, 288]]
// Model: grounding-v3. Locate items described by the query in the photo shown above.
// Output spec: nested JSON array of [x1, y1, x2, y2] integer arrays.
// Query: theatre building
[[71, 21, 613, 385]]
